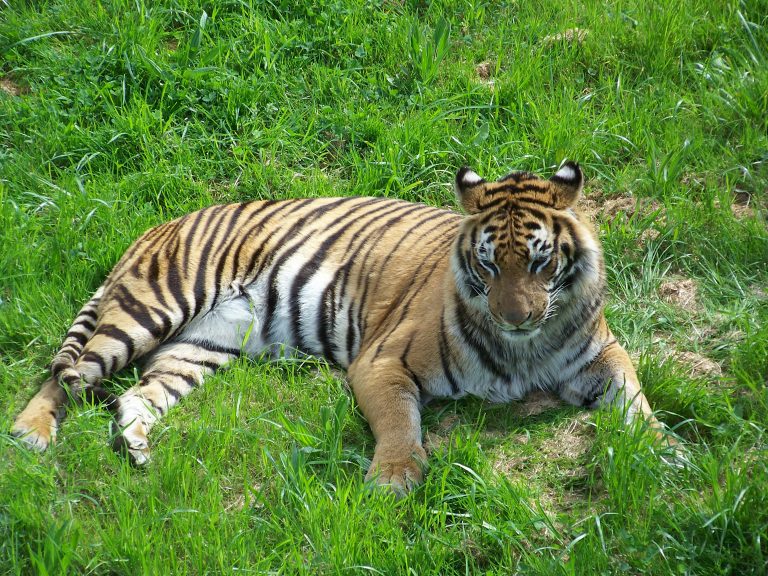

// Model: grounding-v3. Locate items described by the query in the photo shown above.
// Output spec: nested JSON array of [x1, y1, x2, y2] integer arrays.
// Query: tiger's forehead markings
[[497, 171, 538, 184]]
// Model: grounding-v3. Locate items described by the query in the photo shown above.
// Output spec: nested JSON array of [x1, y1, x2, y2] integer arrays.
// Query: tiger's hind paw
[[660, 438, 691, 469], [11, 410, 57, 452], [110, 420, 151, 466]]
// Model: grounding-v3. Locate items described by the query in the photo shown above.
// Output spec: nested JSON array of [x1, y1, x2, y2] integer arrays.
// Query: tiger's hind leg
[[12, 287, 104, 450], [14, 286, 180, 450], [111, 341, 237, 465]]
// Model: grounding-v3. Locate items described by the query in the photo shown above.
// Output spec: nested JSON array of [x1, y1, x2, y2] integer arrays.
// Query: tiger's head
[[453, 162, 602, 338]]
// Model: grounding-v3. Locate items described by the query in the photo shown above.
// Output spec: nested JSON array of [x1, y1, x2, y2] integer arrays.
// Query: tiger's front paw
[[11, 408, 58, 451], [365, 444, 427, 497]]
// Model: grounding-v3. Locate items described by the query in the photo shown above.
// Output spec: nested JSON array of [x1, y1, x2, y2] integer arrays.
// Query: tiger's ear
[[455, 166, 486, 214], [548, 161, 584, 209]]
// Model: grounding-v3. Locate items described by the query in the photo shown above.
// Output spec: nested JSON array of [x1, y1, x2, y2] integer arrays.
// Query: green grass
[[1, 0, 767, 573]]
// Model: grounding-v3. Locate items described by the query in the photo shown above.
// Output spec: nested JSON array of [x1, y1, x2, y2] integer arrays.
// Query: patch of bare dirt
[[672, 351, 723, 378], [731, 189, 756, 220], [680, 172, 707, 189], [475, 61, 492, 80], [492, 413, 593, 477], [640, 228, 661, 243], [511, 390, 563, 418], [659, 278, 699, 312], [542, 28, 589, 46], [0, 77, 26, 96], [751, 284, 768, 300], [539, 414, 593, 462], [224, 482, 262, 512], [580, 193, 663, 223], [473, 60, 495, 91], [601, 195, 637, 219], [424, 413, 461, 454]]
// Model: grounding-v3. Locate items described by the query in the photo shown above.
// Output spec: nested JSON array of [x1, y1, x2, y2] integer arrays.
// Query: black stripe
[[72, 318, 96, 332], [498, 171, 536, 183], [85, 386, 119, 409], [454, 234, 485, 297], [96, 323, 136, 361], [56, 347, 79, 360], [143, 396, 163, 414], [144, 250, 172, 311], [400, 335, 423, 391], [166, 354, 222, 371], [438, 313, 461, 395], [307, 200, 417, 358], [347, 207, 455, 358], [59, 371, 80, 387], [148, 369, 199, 389], [320, 201, 428, 362], [511, 205, 548, 222], [160, 381, 183, 401], [112, 224, 165, 275], [113, 285, 172, 341], [507, 195, 555, 209], [369, 243, 450, 360], [164, 233, 192, 326], [369, 207, 457, 278], [79, 351, 107, 376], [557, 217, 583, 265], [476, 196, 509, 212], [573, 338, 617, 379], [453, 294, 507, 378], [184, 339, 240, 357], [554, 297, 603, 348], [110, 220, 178, 288], [568, 335, 598, 370], [79, 308, 99, 321], [181, 209, 212, 280], [65, 331, 89, 347]]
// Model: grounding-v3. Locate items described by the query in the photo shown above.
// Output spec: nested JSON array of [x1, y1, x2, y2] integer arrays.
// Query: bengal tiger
[[12, 162, 672, 494]]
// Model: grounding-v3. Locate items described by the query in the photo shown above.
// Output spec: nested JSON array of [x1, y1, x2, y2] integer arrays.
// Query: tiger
[[12, 161, 672, 494]]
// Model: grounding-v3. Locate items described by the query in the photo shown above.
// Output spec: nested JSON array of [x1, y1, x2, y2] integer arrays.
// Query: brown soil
[[731, 189, 756, 220], [673, 351, 723, 378], [659, 278, 699, 312], [0, 78, 26, 96], [475, 61, 492, 80]]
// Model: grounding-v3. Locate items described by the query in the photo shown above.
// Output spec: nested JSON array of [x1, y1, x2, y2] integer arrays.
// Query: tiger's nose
[[502, 310, 532, 327]]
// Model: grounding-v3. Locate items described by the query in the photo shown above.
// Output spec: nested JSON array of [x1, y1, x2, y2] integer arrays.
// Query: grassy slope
[[1, 0, 767, 573]]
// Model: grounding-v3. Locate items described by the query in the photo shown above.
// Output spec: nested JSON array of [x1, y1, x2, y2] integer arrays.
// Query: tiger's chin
[[496, 325, 542, 340]]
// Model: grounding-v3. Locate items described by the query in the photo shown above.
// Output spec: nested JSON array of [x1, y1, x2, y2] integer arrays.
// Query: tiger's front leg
[[347, 358, 427, 496], [560, 338, 672, 444]]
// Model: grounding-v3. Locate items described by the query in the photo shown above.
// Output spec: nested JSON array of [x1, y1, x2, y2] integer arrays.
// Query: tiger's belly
[[172, 265, 360, 366]]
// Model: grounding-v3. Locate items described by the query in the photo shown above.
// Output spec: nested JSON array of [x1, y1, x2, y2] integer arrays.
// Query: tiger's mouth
[[494, 322, 542, 338]]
